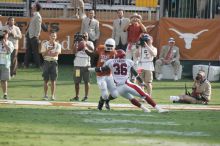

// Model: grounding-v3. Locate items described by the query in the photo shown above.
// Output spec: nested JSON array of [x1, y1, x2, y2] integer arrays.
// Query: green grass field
[[0, 65, 220, 146]]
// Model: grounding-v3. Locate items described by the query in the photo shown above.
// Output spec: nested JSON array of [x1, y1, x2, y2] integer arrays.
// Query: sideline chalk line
[[0, 99, 220, 111]]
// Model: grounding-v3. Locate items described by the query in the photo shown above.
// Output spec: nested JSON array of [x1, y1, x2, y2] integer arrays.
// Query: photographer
[[136, 34, 157, 96], [124, 13, 146, 70], [170, 71, 211, 104], [70, 32, 94, 102], [0, 29, 14, 99]]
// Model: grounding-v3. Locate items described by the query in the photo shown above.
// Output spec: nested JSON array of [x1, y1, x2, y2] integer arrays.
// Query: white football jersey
[[105, 58, 134, 85]]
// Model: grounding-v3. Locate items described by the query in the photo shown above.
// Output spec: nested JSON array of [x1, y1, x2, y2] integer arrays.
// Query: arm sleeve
[[131, 67, 143, 83], [95, 66, 110, 72]]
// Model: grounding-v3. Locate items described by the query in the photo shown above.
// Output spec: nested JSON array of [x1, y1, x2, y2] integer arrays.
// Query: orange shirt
[[96, 45, 116, 76], [127, 23, 143, 43]]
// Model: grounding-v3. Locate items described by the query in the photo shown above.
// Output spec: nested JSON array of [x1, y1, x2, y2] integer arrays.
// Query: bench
[[157, 64, 183, 80], [193, 65, 220, 81]]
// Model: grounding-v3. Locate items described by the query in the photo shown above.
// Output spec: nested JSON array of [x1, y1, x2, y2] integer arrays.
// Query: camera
[[138, 34, 150, 47], [74, 32, 85, 43], [195, 75, 201, 80]]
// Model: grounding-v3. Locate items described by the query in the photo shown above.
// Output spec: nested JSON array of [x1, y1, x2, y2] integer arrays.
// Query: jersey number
[[113, 63, 128, 75]]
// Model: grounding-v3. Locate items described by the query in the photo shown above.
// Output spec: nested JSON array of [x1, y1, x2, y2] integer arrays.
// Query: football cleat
[[158, 109, 169, 113], [97, 96, 105, 110], [105, 100, 110, 110]]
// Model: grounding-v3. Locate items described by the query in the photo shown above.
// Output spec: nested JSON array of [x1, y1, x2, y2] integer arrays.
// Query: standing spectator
[[86, 38, 118, 110], [70, 32, 94, 102], [5, 17, 22, 77], [24, 2, 42, 68], [93, 49, 168, 113], [155, 37, 180, 81], [81, 9, 100, 67], [136, 34, 157, 96], [124, 13, 146, 69], [70, 0, 85, 19], [112, 9, 130, 51], [170, 71, 211, 104], [0, 30, 14, 99], [41, 32, 61, 101], [80, 9, 100, 47]]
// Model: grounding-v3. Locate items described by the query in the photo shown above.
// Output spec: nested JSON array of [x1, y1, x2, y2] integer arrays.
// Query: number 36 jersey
[[104, 58, 134, 86]]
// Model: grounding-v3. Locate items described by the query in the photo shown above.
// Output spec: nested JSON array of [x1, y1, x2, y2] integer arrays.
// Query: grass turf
[[6, 65, 220, 104], [0, 65, 220, 146], [0, 105, 220, 146]]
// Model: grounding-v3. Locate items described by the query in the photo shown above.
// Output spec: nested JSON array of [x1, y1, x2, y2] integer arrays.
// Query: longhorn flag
[[159, 18, 220, 61]]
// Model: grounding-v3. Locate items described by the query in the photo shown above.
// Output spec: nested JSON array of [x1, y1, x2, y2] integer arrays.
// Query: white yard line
[[0, 100, 220, 111]]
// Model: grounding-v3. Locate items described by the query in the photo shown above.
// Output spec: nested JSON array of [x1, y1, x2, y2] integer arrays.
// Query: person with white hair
[[155, 37, 180, 81], [170, 70, 211, 104]]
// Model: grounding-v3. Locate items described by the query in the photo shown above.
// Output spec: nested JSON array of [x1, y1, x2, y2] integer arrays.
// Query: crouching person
[[170, 71, 211, 104], [41, 32, 61, 101], [0, 30, 14, 99]]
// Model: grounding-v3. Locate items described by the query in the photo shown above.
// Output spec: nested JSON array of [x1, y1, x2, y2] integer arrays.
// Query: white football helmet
[[104, 38, 115, 51]]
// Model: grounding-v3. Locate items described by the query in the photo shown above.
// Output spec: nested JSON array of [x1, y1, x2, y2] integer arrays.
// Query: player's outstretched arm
[[131, 67, 145, 85], [95, 66, 110, 72]]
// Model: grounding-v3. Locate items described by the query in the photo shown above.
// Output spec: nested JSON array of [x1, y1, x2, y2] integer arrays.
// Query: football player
[[85, 38, 118, 110], [92, 49, 168, 113]]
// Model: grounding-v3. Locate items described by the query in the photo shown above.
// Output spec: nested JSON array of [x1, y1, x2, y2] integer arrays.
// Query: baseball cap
[[168, 37, 175, 43], [197, 71, 206, 78], [130, 13, 142, 20]]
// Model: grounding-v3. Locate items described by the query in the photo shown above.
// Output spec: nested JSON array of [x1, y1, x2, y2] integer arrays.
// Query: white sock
[[170, 96, 180, 101], [140, 105, 151, 113], [155, 105, 162, 111]]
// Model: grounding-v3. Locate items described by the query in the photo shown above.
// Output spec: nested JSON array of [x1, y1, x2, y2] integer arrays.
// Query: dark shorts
[[73, 66, 90, 84], [42, 60, 58, 81]]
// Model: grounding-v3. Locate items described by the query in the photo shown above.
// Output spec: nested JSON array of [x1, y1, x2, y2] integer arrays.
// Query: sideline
[[1, 100, 220, 111]]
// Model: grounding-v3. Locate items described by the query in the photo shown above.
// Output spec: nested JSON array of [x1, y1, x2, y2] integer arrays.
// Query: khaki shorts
[[141, 70, 153, 83], [0, 65, 10, 80], [73, 66, 90, 84]]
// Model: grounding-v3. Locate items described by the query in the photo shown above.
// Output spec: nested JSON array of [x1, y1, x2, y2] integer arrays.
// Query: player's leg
[[105, 76, 119, 110], [125, 81, 168, 113], [117, 85, 151, 113], [97, 76, 109, 110]]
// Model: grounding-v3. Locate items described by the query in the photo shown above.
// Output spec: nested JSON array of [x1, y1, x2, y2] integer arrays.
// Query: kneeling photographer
[[71, 32, 94, 102], [136, 33, 157, 96], [170, 70, 211, 104]]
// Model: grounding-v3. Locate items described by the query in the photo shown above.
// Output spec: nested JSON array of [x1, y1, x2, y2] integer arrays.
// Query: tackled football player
[[85, 38, 118, 110], [92, 49, 168, 113]]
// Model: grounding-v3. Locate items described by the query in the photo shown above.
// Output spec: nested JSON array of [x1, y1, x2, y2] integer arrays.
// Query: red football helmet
[[115, 49, 126, 59]]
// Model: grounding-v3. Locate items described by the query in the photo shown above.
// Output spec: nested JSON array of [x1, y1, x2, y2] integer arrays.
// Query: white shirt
[[41, 41, 61, 61], [105, 58, 134, 85], [0, 40, 14, 68], [138, 45, 157, 71], [74, 41, 94, 67]]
